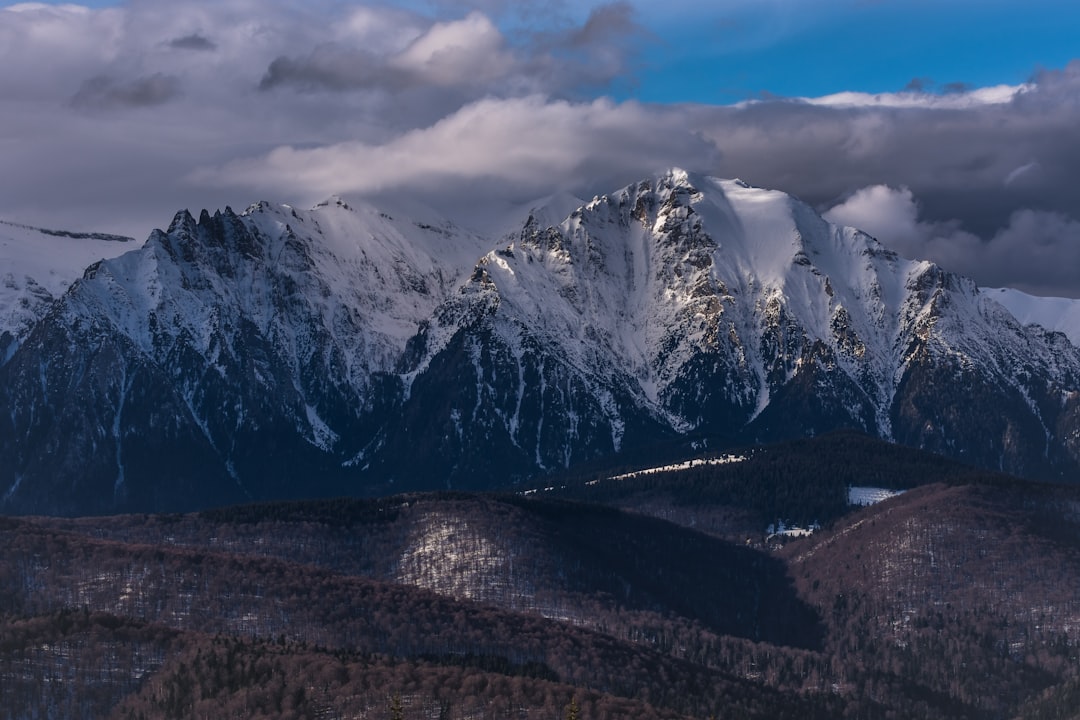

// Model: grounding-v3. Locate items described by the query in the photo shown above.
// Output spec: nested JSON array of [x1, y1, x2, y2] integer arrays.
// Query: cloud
[[688, 63, 1080, 243], [1, 2, 1079, 298], [392, 11, 510, 86], [824, 184, 982, 270], [567, 1, 640, 48], [795, 83, 1029, 110], [0, 3, 123, 101], [531, 1, 649, 94], [195, 95, 721, 210], [259, 11, 515, 94], [825, 184, 1080, 298], [416, 0, 574, 27], [258, 3, 642, 99], [823, 185, 924, 250], [259, 46, 401, 92], [70, 73, 182, 109], [981, 211, 1080, 297], [1004, 161, 1040, 186], [168, 33, 217, 51]]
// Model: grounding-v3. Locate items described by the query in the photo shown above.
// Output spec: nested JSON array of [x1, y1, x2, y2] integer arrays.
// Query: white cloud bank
[[193, 95, 719, 206]]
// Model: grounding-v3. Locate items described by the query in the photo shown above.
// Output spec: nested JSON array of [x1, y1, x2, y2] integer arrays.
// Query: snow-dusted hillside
[[983, 287, 1080, 347], [0, 220, 135, 361], [4, 170, 1080, 515]]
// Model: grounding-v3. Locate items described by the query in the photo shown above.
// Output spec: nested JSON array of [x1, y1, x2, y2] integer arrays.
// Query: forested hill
[[5, 452, 1080, 719], [537, 430, 1003, 539]]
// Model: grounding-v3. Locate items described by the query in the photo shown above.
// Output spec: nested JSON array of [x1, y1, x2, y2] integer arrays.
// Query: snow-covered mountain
[[3, 170, 1080, 515], [382, 170, 1080, 485], [0, 220, 136, 363], [982, 287, 1080, 346], [0, 198, 491, 513]]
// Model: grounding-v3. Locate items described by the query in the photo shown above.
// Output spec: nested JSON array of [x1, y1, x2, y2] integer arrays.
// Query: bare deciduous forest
[[3, 433, 1080, 719]]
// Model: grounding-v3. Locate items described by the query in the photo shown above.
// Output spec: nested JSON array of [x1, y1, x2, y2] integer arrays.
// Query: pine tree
[[565, 695, 580, 720]]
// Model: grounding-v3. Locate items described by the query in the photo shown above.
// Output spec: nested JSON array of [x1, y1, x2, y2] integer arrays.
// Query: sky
[[3, 0, 1080, 297]]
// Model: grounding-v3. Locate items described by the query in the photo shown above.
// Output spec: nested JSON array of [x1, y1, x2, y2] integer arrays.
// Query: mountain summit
[[3, 170, 1080, 514]]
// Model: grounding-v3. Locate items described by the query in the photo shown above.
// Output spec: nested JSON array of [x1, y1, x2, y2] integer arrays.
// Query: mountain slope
[[4, 170, 1080, 514], [784, 478, 1080, 717], [984, 286, 1080, 346], [38, 493, 822, 651], [0, 200, 488, 513], [379, 170, 1080, 485], [0, 219, 136, 363], [1, 503, 840, 720], [6, 473, 1080, 719]]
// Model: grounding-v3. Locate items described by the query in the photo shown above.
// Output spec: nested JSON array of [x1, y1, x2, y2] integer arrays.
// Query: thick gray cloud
[[195, 95, 721, 213], [1, 1, 1079, 298], [567, 1, 638, 47], [259, 46, 408, 92], [826, 185, 1080, 298], [70, 73, 182, 109], [525, 1, 649, 96], [684, 67, 1080, 242], [257, 4, 644, 99], [168, 33, 217, 51]]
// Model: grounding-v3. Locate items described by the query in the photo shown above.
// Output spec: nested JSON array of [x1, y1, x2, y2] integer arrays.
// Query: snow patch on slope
[[848, 486, 905, 506], [0, 219, 136, 353], [593, 454, 747, 484], [984, 287, 1080, 347]]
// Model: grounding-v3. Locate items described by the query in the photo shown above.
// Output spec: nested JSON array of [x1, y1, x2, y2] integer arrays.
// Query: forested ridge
[[545, 430, 1003, 539], [3, 434, 1080, 718]]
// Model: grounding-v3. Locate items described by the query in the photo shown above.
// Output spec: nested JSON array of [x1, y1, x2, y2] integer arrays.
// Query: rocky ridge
[[3, 170, 1080, 514]]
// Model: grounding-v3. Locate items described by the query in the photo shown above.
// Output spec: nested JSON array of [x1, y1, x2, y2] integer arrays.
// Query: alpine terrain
[[0, 220, 136, 365], [3, 169, 1080, 515]]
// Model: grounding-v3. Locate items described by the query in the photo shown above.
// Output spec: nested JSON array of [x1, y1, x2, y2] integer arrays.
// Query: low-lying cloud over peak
[[825, 185, 1080, 299]]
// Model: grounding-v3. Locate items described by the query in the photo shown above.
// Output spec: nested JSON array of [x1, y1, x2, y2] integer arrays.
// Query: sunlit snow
[[848, 486, 906, 506], [984, 287, 1080, 347], [595, 454, 747, 484], [0, 219, 136, 349]]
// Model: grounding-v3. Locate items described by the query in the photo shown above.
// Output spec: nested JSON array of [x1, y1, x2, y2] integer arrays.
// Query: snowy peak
[[402, 170, 1080, 482], [470, 171, 916, 419], [89, 196, 492, 377], [6, 171, 1080, 515]]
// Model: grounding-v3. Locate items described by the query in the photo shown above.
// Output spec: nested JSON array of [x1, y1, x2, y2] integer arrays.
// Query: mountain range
[[3, 169, 1080, 515]]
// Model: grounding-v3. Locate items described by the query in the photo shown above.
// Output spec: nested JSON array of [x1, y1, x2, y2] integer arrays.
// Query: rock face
[[3, 170, 1080, 514]]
